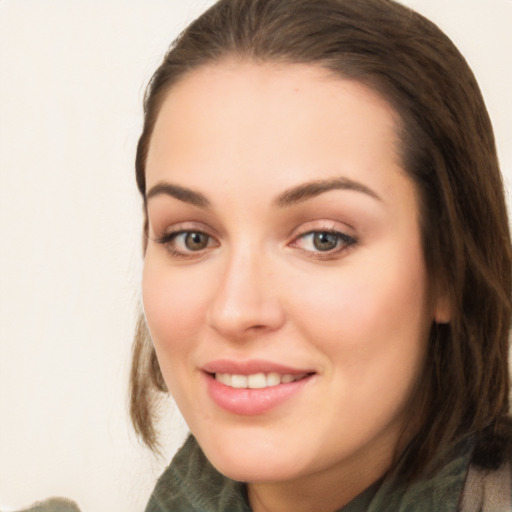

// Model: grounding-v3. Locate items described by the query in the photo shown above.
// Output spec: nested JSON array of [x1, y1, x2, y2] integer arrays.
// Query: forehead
[[145, 60, 408, 204]]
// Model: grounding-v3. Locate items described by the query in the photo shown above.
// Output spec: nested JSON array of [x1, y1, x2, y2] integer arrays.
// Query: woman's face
[[143, 61, 446, 487]]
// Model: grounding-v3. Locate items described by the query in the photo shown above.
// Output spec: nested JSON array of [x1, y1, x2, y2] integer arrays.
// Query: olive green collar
[[145, 435, 473, 512]]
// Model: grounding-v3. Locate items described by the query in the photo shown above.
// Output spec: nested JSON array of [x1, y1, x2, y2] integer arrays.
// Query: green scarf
[[144, 435, 473, 512]]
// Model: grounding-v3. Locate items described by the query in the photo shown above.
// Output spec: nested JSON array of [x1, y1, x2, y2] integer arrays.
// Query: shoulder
[[459, 457, 512, 511], [13, 498, 81, 512]]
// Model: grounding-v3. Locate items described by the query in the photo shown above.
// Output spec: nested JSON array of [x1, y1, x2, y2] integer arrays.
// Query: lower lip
[[204, 373, 314, 415]]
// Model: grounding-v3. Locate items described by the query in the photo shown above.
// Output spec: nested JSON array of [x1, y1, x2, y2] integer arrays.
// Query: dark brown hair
[[130, 0, 512, 477]]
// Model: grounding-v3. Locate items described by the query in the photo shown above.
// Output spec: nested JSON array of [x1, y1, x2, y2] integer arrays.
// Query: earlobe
[[434, 292, 452, 324]]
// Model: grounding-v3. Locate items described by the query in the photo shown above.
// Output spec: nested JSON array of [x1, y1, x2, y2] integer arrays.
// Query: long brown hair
[[130, 0, 512, 477]]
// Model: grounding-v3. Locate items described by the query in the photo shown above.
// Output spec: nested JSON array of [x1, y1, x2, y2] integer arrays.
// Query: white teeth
[[231, 374, 248, 388], [217, 373, 232, 386], [215, 372, 307, 389], [248, 373, 267, 389], [266, 372, 281, 387]]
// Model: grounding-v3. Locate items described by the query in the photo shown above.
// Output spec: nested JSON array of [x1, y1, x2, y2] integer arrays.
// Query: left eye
[[179, 231, 211, 251], [293, 231, 355, 253], [156, 230, 217, 255]]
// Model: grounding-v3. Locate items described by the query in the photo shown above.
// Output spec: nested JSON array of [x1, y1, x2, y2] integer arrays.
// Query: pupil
[[185, 232, 208, 250], [313, 232, 338, 251]]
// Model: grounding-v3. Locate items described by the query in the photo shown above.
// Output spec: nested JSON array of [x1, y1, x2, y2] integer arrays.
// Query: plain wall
[[0, 1, 510, 511]]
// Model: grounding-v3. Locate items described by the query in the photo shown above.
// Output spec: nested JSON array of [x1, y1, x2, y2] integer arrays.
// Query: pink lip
[[202, 358, 312, 375], [202, 359, 315, 416]]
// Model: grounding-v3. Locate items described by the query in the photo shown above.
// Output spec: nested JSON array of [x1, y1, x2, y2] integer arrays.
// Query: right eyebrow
[[145, 182, 211, 209], [274, 176, 382, 208]]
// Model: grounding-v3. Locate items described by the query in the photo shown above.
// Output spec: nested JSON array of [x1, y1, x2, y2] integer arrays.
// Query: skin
[[142, 61, 449, 512]]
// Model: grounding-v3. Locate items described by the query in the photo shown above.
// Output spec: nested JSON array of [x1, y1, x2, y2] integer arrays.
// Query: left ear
[[433, 285, 452, 324]]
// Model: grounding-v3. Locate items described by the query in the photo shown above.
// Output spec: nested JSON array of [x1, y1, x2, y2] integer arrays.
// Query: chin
[[198, 432, 307, 483], [211, 455, 302, 484]]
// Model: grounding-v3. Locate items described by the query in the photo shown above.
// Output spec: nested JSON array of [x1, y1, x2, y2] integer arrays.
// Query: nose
[[206, 248, 286, 339]]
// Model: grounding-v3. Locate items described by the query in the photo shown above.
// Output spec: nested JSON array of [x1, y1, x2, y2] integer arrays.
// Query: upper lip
[[202, 359, 315, 375]]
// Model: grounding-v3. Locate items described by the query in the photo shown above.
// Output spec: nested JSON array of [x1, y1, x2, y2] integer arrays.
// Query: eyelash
[[154, 230, 218, 260], [289, 230, 357, 259], [154, 227, 357, 260]]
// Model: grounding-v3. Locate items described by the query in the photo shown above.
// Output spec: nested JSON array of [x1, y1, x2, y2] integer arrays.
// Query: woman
[[130, 0, 512, 510]]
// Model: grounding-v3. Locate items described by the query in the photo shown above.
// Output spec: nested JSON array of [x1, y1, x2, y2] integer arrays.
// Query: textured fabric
[[145, 435, 250, 512], [144, 434, 511, 512], [364, 438, 473, 512], [459, 460, 512, 512]]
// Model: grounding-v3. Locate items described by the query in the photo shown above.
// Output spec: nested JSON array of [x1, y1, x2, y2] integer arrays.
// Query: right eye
[[155, 230, 219, 258]]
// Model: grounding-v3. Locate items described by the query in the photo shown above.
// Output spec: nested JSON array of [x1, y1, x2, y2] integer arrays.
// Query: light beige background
[[0, 1, 510, 511]]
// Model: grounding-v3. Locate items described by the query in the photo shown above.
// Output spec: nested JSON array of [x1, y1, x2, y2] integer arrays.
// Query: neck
[[247, 444, 392, 512]]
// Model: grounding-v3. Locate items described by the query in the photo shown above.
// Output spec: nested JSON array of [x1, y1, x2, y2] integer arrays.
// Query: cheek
[[142, 254, 210, 358], [288, 241, 431, 370], [287, 247, 431, 440]]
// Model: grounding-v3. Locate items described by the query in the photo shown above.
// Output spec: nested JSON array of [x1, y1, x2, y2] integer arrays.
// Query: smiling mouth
[[204, 367, 316, 414], [213, 372, 311, 389]]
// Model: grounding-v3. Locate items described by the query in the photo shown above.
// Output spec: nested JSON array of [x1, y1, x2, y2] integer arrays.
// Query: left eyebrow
[[145, 182, 211, 209], [274, 177, 382, 208]]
